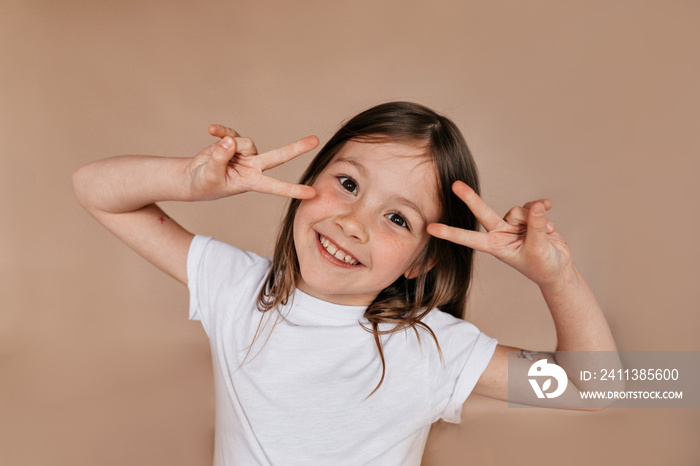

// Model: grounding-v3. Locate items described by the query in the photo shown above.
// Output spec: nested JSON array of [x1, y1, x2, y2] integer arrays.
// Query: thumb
[[524, 202, 549, 251], [210, 136, 236, 167]]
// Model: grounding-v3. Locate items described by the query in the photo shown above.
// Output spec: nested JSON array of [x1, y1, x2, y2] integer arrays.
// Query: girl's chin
[[296, 278, 376, 306]]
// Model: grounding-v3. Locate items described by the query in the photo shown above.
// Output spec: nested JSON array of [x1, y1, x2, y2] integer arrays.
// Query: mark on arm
[[517, 350, 539, 361], [517, 349, 557, 364], [157, 214, 170, 225]]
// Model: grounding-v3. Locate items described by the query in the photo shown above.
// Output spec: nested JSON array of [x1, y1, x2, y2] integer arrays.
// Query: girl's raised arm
[[427, 181, 620, 409], [72, 126, 318, 285]]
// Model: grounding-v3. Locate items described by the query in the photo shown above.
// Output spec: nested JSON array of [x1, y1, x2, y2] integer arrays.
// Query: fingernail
[[532, 204, 545, 216], [221, 137, 233, 149], [546, 222, 554, 232]]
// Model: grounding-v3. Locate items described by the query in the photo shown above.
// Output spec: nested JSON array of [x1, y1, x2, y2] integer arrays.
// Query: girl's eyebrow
[[334, 158, 368, 177], [334, 157, 428, 226], [396, 198, 427, 227]]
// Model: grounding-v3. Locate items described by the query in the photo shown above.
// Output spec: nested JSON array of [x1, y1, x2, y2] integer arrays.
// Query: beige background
[[1, 1, 699, 465]]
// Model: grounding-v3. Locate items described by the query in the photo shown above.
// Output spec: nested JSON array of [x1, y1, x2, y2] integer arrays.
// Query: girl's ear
[[403, 259, 437, 280]]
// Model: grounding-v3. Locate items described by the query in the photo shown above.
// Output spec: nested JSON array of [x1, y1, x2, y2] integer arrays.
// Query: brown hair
[[254, 101, 480, 397]]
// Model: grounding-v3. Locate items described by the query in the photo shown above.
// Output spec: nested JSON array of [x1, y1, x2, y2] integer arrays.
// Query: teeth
[[319, 235, 358, 265]]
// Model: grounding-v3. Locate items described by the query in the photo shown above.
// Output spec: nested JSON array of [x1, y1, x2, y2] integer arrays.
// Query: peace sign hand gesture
[[427, 181, 575, 288], [185, 124, 319, 202]]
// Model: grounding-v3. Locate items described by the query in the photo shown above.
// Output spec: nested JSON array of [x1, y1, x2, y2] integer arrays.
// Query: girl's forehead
[[332, 139, 433, 170], [341, 138, 429, 156]]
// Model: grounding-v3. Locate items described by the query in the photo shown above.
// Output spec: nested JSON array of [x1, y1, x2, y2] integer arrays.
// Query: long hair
[[255, 101, 480, 397]]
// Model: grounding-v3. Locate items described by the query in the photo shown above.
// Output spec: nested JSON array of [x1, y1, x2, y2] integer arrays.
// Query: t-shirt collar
[[288, 288, 369, 325]]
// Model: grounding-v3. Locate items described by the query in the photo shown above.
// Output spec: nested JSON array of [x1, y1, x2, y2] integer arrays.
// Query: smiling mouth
[[317, 234, 360, 265]]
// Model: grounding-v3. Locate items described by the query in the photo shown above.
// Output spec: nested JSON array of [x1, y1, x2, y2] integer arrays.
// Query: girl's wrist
[[537, 261, 580, 297], [175, 156, 200, 202]]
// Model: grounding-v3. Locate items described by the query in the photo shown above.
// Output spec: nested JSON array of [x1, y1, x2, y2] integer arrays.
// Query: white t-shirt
[[187, 235, 497, 465]]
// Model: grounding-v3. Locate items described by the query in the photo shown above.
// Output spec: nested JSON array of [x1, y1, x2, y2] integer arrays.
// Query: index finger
[[452, 181, 502, 231], [260, 136, 320, 171]]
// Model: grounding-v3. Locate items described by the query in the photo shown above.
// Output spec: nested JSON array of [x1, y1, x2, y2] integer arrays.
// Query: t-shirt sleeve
[[187, 235, 212, 325], [187, 235, 271, 337], [428, 313, 498, 424]]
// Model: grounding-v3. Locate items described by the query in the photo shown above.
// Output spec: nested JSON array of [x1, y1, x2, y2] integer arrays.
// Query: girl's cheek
[[384, 230, 429, 263], [375, 229, 411, 254], [314, 181, 335, 200], [313, 182, 346, 211], [298, 183, 335, 216]]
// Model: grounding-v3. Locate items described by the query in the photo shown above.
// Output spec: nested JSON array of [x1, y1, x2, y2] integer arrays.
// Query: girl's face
[[293, 139, 441, 306]]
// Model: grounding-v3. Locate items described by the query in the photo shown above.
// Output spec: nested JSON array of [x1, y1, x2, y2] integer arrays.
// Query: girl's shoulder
[[188, 235, 272, 290], [419, 307, 496, 354], [421, 307, 482, 334], [191, 235, 271, 267]]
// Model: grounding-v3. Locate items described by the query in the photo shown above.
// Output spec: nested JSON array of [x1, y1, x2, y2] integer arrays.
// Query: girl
[[73, 102, 617, 465]]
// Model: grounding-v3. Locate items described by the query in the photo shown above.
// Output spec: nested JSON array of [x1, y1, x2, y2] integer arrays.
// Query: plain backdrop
[[1, 1, 698, 465]]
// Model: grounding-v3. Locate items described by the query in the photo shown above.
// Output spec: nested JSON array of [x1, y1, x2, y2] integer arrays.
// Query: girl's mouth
[[317, 233, 361, 266]]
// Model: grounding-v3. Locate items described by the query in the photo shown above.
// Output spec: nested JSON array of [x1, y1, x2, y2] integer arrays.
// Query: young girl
[[73, 102, 617, 465]]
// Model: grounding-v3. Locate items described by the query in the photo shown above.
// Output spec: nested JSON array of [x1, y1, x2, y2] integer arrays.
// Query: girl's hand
[[185, 124, 319, 201], [427, 181, 574, 288]]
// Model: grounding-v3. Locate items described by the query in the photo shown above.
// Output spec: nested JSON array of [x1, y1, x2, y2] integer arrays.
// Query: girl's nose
[[335, 210, 369, 243]]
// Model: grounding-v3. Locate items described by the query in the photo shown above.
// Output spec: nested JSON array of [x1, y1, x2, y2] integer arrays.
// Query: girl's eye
[[338, 176, 358, 195], [386, 213, 409, 230]]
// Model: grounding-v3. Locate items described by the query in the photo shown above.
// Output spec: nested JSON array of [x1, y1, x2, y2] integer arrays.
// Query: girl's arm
[[427, 181, 619, 408], [73, 125, 318, 285]]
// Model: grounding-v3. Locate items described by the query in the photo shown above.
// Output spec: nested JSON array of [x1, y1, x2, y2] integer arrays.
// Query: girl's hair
[[255, 101, 480, 397]]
